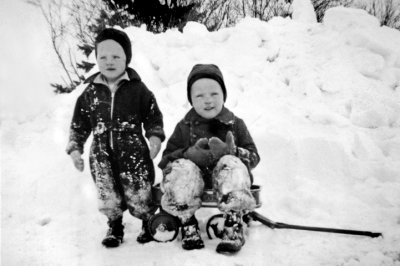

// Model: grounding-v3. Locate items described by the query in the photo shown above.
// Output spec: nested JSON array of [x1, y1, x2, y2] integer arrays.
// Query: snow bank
[[2, 4, 400, 266], [0, 0, 60, 123]]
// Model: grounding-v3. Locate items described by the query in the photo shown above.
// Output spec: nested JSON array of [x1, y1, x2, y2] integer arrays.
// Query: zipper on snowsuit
[[110, 91, 115, 150], [109, 82, 122, 150]]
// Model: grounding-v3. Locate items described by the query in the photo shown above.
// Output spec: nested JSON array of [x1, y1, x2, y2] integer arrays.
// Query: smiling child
[[158, 64, 260, 253]]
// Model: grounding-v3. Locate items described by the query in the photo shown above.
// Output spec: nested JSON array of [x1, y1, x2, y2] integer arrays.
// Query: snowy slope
[[2, 3, 400, 266]]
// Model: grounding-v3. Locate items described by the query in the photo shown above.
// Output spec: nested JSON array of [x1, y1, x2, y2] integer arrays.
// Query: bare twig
[[40, 0, 75, 87]]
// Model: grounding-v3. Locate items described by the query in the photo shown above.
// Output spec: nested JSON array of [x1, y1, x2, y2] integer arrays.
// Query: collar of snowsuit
[[84, 67, 142, 84], [183, 106, 235, 126]]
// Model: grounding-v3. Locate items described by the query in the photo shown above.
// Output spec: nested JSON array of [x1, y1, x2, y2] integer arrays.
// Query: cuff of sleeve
[[236, 147, 243, 157], [66, 141, 83, 155], [146, 127, 166, 142]]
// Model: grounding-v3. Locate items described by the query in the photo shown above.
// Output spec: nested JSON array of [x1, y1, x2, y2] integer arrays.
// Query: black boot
[[102, 217, 124, 248], [181, 216, 204, 250], [136, 219, 154, 244], [216, 211, 245, 254]]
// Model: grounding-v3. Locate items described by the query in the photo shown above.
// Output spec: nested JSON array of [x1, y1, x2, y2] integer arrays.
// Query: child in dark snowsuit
[[158, 64, 260, 253], [66, 28, 165, 248]]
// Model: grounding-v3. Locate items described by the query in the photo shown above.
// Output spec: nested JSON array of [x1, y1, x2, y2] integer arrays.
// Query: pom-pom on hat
[[95, 28, 132, 66], [187, 64, 227, 105]]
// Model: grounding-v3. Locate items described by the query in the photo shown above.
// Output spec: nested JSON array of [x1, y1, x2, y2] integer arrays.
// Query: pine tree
[[103, 0, 199, 33]]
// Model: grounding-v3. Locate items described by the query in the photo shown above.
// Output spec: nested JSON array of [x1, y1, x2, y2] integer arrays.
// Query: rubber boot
[[102, 217, 124, 248], [216, 211, 245, 254], [181, 216, 204, 250], [137, 219, 154, 244]]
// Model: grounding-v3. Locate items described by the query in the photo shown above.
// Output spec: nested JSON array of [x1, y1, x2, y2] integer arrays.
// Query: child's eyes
[[195, 92, 219, 98], [98, 56, 120, 60]]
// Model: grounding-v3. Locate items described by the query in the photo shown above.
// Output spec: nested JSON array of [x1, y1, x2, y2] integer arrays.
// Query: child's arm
[[234, 118, 260, 169], [158, 123, 187, 169], [141, 90, 165, 144], [66, 95, 92, 155], [66, 95, 92, 171]]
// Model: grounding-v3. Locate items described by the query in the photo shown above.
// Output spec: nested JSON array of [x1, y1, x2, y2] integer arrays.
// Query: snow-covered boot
[[136, 219, 154, 244], [102, 217, 124, 248], [216, 211, 245, 254], [181, 216, 204, 250]]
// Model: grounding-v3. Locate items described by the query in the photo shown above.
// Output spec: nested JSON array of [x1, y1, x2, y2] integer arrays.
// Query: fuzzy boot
[[216, 211, 245, 254], [136, 219, 154, 244], [181, 216, 204, 250], [102, 217, 124, 248]]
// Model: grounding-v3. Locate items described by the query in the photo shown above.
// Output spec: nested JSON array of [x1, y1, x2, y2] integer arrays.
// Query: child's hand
[[149, 136, 162, 159], [209, 131, 236, 160], [70, 150, 84, 172], [184, 138, 212, 167]]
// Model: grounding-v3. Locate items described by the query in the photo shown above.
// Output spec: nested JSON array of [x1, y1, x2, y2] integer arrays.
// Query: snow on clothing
[[158, 106, 260, 184], [158, 106, 259, 222], [66, 67, 165, 221]]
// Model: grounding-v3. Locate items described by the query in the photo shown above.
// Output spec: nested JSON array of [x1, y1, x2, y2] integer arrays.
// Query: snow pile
[[291, 0, 317, 23], [0, 0, 58, 123], [2, 4, 400, 266]]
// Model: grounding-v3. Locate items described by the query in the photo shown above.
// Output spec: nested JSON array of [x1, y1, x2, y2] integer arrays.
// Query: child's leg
[[113, 141, 157, 243], [89, 151, 125, 247], [212, 155, 256, 253], [89, 152, 126, 222], [119, 172, 156, 220], [116, 157, 157, 221], [213, 155, 256, 213], [161, 159, 205, 249], [160, 159, 204, 223]]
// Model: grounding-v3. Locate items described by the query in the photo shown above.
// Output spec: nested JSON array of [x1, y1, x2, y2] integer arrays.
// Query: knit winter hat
[[187, 64, 227, 105], [95, 28, 132, 66]]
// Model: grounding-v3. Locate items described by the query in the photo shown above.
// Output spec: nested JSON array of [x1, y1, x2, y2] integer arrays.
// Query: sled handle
[[250, 212, 383, 238]]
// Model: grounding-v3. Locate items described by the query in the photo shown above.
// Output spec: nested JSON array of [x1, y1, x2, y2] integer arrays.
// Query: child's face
[[96, 40, 127, 83], [191, 78, 224, 119]]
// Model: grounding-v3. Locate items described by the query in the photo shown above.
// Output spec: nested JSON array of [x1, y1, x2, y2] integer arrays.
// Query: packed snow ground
[[1, 2, 400, 266]]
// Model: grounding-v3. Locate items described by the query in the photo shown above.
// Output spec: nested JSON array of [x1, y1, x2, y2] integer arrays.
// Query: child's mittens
[[149, 136, 162, 159], [184, 138, 213, 167], [70, 150, 84, 172], [209, 131, 237, 161]]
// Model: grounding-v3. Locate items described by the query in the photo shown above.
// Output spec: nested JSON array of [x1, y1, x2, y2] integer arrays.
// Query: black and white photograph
[[1, 0, 400, 265]]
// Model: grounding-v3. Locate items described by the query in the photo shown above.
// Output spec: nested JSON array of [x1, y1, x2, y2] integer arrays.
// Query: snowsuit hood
[[95, 28, 132, 66], [187, 64, 227, 105]]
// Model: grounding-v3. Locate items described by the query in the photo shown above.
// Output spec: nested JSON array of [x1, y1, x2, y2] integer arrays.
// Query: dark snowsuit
[[66, 68, 165, 221]]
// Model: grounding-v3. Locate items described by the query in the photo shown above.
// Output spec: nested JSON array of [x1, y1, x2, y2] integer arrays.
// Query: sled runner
[[147, 184, 382, 242]]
